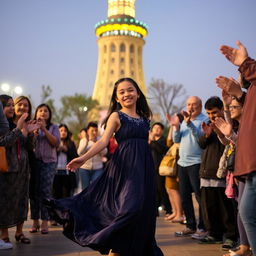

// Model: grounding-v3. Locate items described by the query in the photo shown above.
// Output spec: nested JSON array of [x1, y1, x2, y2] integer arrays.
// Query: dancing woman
[[46, 78, 164, 256]]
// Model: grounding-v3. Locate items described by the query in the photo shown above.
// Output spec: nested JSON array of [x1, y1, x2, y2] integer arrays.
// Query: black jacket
[[150, 136, 169, 171], [198, 132, 225, 179]]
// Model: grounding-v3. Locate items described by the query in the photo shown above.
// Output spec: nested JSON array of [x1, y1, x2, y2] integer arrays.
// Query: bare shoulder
[[109, 111, 119, 120], [107, 112, 121, 131]]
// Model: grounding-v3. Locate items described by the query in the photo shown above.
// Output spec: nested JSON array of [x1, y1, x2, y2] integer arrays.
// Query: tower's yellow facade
[[93, 0, 148, 108]]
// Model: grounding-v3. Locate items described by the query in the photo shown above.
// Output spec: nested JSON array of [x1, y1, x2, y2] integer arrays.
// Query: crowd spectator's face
[[206, 107, 223, 122], [186, 97, 202, 118], [87, 127, 98, 141], [229, 99, 243, 120], [4, 98, 14, 119], [36, 106, 50, 121], [15, 99, 29, 117], [151, 124, 163, 137], [59, 126, 68, 140], [79, 130, 87, 139]]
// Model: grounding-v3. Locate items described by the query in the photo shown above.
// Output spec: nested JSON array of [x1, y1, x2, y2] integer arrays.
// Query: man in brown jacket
[[216, 40, 256, 255]]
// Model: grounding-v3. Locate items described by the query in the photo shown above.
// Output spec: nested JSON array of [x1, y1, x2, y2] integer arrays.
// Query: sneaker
[[0, 239, 13, 250], [222, 239, 236, 251], [191, 229, 209, 240], [175, 228, 196, 237], [199, 235, 223, 244]]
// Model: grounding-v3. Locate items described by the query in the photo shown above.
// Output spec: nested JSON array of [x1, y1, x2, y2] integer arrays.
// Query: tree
[[40, 85, 60, 123], [39, 85, 99, 140], [60, 93, 99, 139], [148, 79, 187, 124]]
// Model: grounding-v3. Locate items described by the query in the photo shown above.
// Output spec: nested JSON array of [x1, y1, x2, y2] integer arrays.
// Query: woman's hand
[[37, 118, 46, 130], [66, 156, 86, 171], [26, 120, 40, 133], [17, 113, 28, 130], [214, 117, 232, 138]]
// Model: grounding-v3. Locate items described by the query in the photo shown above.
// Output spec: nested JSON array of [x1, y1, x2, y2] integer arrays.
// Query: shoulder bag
[[159, 143, 179, 177], [0, 146, 8, 172]]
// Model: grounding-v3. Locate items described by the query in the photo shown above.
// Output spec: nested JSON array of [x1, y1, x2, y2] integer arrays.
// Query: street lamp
[[13, 86, 23, 95], [79, 106, 88, 112], [0, 83, 23, 96], [1, 83, 10, 93]]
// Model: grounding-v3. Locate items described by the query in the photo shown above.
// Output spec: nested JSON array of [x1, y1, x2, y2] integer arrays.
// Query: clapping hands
[[166, 113, 180, 128], [215, 76, 243, 99], [214, 117, 232, 138], [17, 113, 29, 130], [220, 40, 248, 66], [202, 122, 212, 138], [25, 120, 40, 133], [181, 110, 192, 124]]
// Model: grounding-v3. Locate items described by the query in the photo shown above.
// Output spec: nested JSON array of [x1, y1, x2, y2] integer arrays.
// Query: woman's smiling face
[[115, 81, 139, 108], [4, 98, 15, 119], [15, 98, 30, 117]]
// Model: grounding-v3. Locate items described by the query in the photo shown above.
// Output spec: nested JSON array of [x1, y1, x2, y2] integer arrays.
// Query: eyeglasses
[[229, 105, 242, 110]]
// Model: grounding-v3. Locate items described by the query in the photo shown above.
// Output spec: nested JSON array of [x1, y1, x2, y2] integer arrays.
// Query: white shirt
[[77, 137, 107, 170]]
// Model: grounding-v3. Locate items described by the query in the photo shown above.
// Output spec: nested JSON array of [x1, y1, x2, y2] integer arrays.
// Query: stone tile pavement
[[0, 214, 225, 256]]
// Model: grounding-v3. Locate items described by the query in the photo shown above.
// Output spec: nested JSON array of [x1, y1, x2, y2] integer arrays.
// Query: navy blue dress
[[48, 111, 164, 256]]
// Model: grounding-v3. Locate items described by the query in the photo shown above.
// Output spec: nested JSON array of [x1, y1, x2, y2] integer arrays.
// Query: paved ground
[[1, 212, 226, 256]]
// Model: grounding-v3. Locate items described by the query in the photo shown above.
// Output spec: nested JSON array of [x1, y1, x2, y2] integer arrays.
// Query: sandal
[[29, 225, 40, 233], [41, 229, 49, 235], [15, 233, 31, 244]]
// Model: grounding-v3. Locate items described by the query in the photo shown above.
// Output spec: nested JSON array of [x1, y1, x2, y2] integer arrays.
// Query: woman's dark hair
[[102, 77, 152, 126], [34, 103, 52, 129], [0, 94, 15, 129], [231, 98, 243, 133], [0, 94, 12, 108], [14, 95, 32, 121], [59, 123, 72, 147]]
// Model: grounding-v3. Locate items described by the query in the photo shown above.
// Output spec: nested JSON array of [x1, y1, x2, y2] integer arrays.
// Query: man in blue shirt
[[171, 96, 208, 237]]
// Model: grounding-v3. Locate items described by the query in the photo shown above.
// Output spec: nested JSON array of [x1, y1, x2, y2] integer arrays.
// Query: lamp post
[[0, 83, 23, 97]]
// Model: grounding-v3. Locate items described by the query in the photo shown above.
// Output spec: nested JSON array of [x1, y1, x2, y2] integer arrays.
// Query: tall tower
[[92, 0, 148, 108]]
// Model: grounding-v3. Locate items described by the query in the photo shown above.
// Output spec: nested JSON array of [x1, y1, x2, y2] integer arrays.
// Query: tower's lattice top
[[95, 0, 148, 39], [108, 0, 136, 18]]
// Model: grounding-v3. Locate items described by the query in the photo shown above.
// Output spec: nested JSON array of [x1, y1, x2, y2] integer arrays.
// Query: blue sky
[[1, 0, 256, 108]]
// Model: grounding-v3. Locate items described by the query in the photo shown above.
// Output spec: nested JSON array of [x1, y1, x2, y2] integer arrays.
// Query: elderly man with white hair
[[170, 96, 208, 238]]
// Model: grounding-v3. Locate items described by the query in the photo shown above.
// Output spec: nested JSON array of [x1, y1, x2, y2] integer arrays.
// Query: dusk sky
[[1, 0, 256, 108]]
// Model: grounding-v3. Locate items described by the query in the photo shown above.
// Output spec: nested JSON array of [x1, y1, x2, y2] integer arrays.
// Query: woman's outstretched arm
[[67, 112, 120, 171]]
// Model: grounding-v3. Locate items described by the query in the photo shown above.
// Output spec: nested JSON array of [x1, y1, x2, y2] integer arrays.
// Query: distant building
[[93, 0, 148, 108]]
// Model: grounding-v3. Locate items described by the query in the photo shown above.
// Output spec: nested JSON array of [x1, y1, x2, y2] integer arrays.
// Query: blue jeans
[[178, 164, 205, 230], [240, 172, 256, 255], [78, 168, 104, 190]]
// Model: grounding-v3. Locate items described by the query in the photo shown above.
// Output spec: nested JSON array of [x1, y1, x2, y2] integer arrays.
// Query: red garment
[[234, 57, 256, 176], [108, 137, 118, 154]]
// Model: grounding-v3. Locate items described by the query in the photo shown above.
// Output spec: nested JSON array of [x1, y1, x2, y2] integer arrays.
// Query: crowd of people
[[0, 41, 255, 256]]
